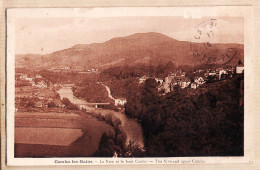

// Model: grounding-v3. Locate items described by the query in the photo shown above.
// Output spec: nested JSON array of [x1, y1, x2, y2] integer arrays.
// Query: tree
[[238, 59, 243, 65], [47, 101, 56, 108], [62, 97, 79, 110], [95, 132, 115, 157], [62, 98, 72, 106]]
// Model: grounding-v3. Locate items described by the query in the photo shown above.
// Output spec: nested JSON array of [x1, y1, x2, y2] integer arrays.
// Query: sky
[[15, 17, 244, 55]]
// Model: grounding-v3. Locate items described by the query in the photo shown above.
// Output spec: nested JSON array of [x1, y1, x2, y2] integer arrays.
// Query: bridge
[[77, 103, 110, 109]]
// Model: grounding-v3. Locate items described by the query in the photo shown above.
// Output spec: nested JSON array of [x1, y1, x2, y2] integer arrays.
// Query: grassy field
[[15, 127, 83, 146], [15, 111, 114, 157], [16, 112, 80, 119], [15, 87, 57, 98], [15, 87, 33, 98], [16, 117, 82, 128], [34, 88, 57, 98]]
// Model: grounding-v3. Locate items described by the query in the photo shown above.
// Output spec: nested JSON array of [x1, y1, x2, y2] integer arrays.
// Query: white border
[[6, 7, 254, 166]]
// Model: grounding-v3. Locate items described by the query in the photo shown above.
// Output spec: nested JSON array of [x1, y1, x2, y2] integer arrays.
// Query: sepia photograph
[[5, 7, 254, 165]]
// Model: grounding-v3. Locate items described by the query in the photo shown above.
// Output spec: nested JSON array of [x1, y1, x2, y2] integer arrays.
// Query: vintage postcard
[[5, 7, 253, 166]]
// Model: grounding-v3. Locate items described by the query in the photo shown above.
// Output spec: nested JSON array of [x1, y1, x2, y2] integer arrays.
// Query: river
[[57, 86, 144, 148]]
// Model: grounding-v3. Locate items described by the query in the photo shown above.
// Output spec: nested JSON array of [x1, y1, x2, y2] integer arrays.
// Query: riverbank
[[57, 86, 144, 148]]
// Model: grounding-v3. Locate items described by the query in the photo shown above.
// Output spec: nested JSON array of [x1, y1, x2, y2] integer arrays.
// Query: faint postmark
[[190, 18, 237, 67]]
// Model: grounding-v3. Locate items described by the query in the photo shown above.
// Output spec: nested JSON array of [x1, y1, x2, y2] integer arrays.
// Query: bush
[[94, 131, 115, 157], [47, 101, 56, 108], [62, 97, 79, 110]]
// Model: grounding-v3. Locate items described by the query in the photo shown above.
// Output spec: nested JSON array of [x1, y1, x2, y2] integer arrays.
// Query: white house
[[209, 72, 216, 76], [219, 69, 227, 80], [180, 78, 191, 89], [115, 98, 127, 106], [194, 77, 205, 85], [204, 73, 209, 77], [21, 75, 33, 82], [155, 78, 164, 84], [236, 62, 244, 74], [32, 80, 47, 88], [236, 66, 244, 74], [20, 74, 27, 79], [159, 78, 174, 94], [35, 74, 42, 79], [139, 75, 149, 84], [191, 82, 199, 89], [164, 75, 174, 84]]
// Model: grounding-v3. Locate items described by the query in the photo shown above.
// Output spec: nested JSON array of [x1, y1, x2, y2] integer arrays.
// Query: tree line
[[124, 75, 244, 156]]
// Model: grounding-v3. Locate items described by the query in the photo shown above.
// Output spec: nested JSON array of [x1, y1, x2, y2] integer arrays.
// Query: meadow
[[15, 111, 114, 157]]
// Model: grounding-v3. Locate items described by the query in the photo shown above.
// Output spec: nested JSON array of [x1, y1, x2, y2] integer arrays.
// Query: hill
[[125, 74, 244, 156], [15, 32, 244, 70]]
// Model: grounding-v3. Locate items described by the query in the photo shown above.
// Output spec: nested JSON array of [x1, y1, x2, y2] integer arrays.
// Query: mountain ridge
[[15, 32, 244, 70]]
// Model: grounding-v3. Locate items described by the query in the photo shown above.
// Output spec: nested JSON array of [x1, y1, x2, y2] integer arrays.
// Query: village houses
[[20, 74, 33, 82], [194, 77, 205, 85], [139, 66, 236, 95], [35, 74, 42, 79], [218, 69, 228, 80], [155, 77, 164, 84], [191, 82, 199, 89], [158, 75, 191, 93], [179, 78, 191, 89], [18, 73, 49, 89], [236, 61, 244, 74], [139, 75, 149, 84], [115, 98, 127, 106]]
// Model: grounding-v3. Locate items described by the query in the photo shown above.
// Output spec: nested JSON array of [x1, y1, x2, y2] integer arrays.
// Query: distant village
[[17, 74, 49, 88], [138, 62, 244, 95], [47, 66, 99, 74], [15, 73, 64, 110]]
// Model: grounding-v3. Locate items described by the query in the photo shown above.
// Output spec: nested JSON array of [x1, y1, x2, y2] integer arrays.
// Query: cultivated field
[[15, 127, 83, 146], [34, 88, 57, 98], [15, 86, 33, 98], [15, 87, 57, 98], [15, 111, 114, 157]]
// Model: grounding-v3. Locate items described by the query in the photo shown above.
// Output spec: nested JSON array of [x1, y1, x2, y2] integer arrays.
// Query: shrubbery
[[87, 111, 144, 157], [72, 83, 110, 103], [62, 97, 79, 110]]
